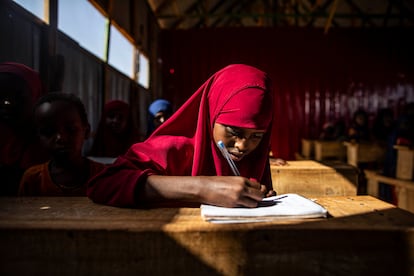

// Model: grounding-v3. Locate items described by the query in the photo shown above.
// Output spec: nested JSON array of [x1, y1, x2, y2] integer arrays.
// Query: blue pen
[[217, 140, 241, 176]]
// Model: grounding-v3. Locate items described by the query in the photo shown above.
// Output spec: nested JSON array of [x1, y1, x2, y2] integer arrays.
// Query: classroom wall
[[0, 0, 159, 140], [159, 27, 414, 159]]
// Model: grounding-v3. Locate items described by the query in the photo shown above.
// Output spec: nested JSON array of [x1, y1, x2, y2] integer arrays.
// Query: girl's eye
[[225, 126, 241, 137], [251, 133, 264, 139]]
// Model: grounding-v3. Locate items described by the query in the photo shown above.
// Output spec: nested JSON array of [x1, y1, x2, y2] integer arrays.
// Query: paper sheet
[[200, 193, 328, 223]]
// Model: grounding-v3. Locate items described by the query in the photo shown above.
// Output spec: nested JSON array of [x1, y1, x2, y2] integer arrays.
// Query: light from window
[[138, 52, 150, 89], [108, 25, 135, 78], [58, 0, 108, 60], [13, 0, 45, 21]]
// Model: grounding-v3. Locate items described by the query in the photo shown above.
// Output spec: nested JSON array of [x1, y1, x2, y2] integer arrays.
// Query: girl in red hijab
[[0, 62, 49, 195], [87, 64, 276, 208]]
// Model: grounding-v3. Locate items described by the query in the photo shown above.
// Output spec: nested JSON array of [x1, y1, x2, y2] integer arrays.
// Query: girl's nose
[[235, 137, 249, 152]]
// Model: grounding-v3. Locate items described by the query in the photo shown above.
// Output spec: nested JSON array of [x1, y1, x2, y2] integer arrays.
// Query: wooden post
[[394, 145, 414, 180]]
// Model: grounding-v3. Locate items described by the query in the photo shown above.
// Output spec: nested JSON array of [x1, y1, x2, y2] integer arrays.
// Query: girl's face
[[105, 109, 128, 134], [35, 101, 89, 161], [213, 123, 265, 162]]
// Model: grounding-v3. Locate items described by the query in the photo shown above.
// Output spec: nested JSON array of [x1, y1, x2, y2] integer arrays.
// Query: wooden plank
[[0, 196, 414, 275], [314, 140, 346, 161], [394, 145, 414, 180], [301, 139, 314, 158], [344, 142, 386, 167], [270, 160, 358, 197], [364, 169, 414, 213]]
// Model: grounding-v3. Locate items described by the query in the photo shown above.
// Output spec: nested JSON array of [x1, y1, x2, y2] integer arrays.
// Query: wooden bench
[[313, 140, 346, 161], [394, 145, 414, 180], [343, 142, 386, 167], [365, 169, 414, 213], [270, 160, 358, 197]]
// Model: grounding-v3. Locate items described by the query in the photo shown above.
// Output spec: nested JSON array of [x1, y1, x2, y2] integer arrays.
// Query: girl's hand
[[198, 176, 265, 208]]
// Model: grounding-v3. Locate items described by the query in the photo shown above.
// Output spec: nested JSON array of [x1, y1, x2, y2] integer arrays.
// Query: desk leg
[[367, 178, 379, 198], [396, 187, 408, 210]]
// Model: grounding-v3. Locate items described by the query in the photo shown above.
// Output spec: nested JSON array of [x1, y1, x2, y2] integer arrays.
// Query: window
[[137, 52, 150, 89], [58, 0, 108, 60], [108, 24, 135, 78], [13, 0, 45, 21]]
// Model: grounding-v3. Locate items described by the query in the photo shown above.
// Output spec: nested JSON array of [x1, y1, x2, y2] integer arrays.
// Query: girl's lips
[[230, 152, 243, 161]]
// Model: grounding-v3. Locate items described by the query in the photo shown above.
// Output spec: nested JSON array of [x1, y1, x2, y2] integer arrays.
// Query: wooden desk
[[301, 139, 315, 159], [313, 140, 346, 161], [365, 169, 414, 213], [394, 145, 414, 180], [270, 160, 358, 197], [1, 196, 413, 276], [343, 142, 386, 167]]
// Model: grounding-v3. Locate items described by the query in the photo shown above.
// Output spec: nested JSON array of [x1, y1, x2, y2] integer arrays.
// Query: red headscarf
[[0, 62, 43, 105], [0, 62, 45, 168], [150, 63, 273, 178], [88, 64, 274, 206], [0, 62, 47, 195]]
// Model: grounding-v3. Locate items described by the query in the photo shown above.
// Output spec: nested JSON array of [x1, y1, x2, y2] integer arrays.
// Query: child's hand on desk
[[273, 158, 288, 166], [199, 176, 267, 208]]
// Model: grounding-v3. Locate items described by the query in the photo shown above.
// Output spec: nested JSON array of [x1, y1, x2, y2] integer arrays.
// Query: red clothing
[[0, 62, 49, 195], [87, 64, 274, 207], [19, 160, 106, 196]]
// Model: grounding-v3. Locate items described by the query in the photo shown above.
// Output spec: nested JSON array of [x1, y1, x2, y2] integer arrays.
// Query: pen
[[217, 140, 240, 176]]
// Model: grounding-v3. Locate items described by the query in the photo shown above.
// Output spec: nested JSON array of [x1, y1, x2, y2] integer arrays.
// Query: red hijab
[[0, 62, 43, 105], [0, 62, 45, 168], [88, 64, 274, 206], [143, 64, 273, 183]]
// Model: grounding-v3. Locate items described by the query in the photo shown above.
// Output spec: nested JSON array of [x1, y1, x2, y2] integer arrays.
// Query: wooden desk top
[[1, 196, 413, 230], [1, 196, 414, 276]]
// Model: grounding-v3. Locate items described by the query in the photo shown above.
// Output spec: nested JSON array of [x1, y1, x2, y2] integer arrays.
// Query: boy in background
[[19, 93, 105, 196]]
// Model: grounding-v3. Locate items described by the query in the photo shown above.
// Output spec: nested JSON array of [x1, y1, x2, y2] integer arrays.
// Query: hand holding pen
[[217, 140, 276, 198]]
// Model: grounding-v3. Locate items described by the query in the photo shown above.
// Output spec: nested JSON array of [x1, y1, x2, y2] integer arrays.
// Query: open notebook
[[200, 193, 328, 223]]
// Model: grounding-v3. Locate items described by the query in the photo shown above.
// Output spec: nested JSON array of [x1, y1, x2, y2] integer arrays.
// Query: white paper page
[[200, 193, 328, 223]]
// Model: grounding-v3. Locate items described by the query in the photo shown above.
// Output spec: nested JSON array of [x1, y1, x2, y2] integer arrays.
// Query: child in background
[[147, 98, 173, 136], [88, 64, 277, 208], [89, 100, 140, 158], [0, 62, 49, 195], [372, 108, 394, 145], [19, 93, 105, 196], [347, 109, 371, 142]]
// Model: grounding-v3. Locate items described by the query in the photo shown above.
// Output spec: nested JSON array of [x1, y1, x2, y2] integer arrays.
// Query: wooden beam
[[324, 0, 339, 34]]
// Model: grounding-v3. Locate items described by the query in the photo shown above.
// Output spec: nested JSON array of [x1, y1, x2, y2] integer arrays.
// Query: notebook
[[200, 193, 328, 223]]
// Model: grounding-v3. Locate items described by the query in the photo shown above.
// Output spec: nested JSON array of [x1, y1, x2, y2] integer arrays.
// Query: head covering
[[0, 62, 43, 105], [90, 100, 139, 157], [147, 99, 173, 135], [0, 62, 47, 195], [147, 64, 273, 185], [148, 99, 172, 116]]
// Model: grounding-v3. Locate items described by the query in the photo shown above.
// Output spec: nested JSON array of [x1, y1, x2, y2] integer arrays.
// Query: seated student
[[372, 108, 394, 145], [0, 62, 49, 196], [379, 102, 414, 203], [147, 98, 173, 136], [319, 119, 346, 141], [18, 93, 106, 196], [88, 64, 276, 208], [89, 100, 140, 158], [347, 108, 371, 143]]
